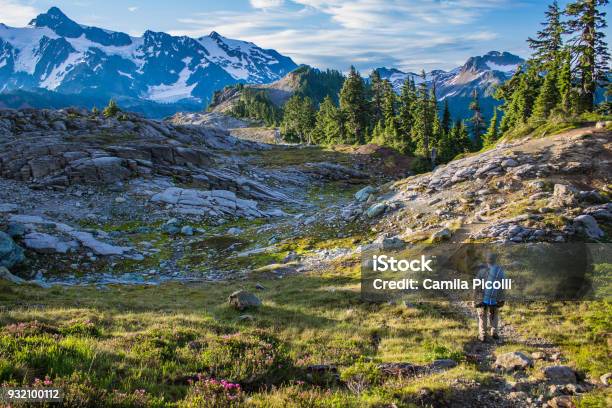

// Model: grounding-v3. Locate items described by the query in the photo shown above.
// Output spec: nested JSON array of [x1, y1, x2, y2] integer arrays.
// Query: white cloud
[[128, 6, 139, 12], [250, 0, 284, 8], [0, 0, 38, 27], [171, 0, 512, 72]]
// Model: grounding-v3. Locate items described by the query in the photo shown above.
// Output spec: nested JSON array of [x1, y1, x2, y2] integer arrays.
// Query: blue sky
[[2, 0, 610, 73]]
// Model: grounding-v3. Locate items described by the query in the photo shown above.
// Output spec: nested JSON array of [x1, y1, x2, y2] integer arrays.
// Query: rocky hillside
[[0, 7, 297, 115], [352, 125, 611, 246]]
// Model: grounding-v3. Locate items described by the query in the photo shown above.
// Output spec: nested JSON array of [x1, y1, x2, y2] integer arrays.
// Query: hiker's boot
[[490, 331, 499, 340], [478, 334, 487, 343]]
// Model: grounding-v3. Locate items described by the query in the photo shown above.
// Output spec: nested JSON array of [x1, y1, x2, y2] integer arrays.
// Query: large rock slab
[[10, 215, 132, 257], [551, 184, 578, 207], [23, 232, 77, 254], [151, 187, 271, 219]]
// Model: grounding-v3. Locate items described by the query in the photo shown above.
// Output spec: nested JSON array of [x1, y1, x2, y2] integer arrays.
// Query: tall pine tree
[[312, 95, 344, 144], [441, 99, 452, 136], [281, 96, 316, 144], [527, 1, 565, 68], [339, 66, 368, 144], [556, 48, 575, 114], [469, 89, 486, 150], [369, 70, 385, 125], [412, 71, 434, 159], [398, 77, 416, 153], [482, 108, 500, 148], [565, 0, 610, 112]]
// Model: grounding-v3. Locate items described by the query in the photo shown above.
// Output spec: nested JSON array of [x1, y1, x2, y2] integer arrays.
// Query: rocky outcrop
[[0, 108, 297, 209], [151, 187, 278, 218], [10, 215, 134, 257], [0, 108, 260, 188]]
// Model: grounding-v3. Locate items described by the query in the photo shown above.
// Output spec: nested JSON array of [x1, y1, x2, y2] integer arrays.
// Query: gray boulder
[[355, 186, 376, 202], [431, 359, 458, 370], [228, 290, 262, 311], [381, 236, 407, 250], [366, 203, 387, 218], [23, 232, 76, 254], [180, 226, 194, 236], [0, 231, 25, 269], [543, 365, 577, 384], [430, 228, 452, 242], [551, 184, 578, 207], [494, 351, 533, 372], [573, 215, 604, 239]]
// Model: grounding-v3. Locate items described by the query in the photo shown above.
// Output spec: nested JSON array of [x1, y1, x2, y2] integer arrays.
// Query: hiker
[[474, 252, 505, 342]]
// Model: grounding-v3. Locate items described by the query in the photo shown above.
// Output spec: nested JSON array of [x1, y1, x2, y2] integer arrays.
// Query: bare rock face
[[0, 108, 257, 188], [151, 187, 272, 218]]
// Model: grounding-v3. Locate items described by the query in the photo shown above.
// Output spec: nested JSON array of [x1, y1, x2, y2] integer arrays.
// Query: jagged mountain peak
[[462, 50, 523, 74], [374, 51, 525, 120], [29, 7, 82, 36], [0, 7, 298, 115]]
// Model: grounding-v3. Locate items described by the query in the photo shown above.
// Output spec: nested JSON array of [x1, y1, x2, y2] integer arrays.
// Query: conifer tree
[[412, 71, 433, 159], [312, 95, 344, 144], [455, 120, 472, 153], [441, 99, 452, 135], [498, 66, 542, 133], [381, 79, 404, 150], [398, 77, 416, 152], [438, 120, 471, 163], [369, 70, 384, 125], [532, 64, 561, 120], [103, 99, 120, 118], [556, 49, 575, 114], [339, 66, 368, 144], [469, 89, 486, 149], [565, 0, 610, 112], [482, 108, 500, 148], [527, 0, 565, 68], [281, 96, 316, 143]]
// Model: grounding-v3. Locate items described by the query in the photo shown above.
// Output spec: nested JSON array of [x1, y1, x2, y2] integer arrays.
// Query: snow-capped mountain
[[0, 7, 297, 112], [376, 51, 525, 119]]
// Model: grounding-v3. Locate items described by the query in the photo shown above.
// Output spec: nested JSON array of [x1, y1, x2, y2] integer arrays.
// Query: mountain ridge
[[374, 51, 525, 119], [0, 7, 298, 115]]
